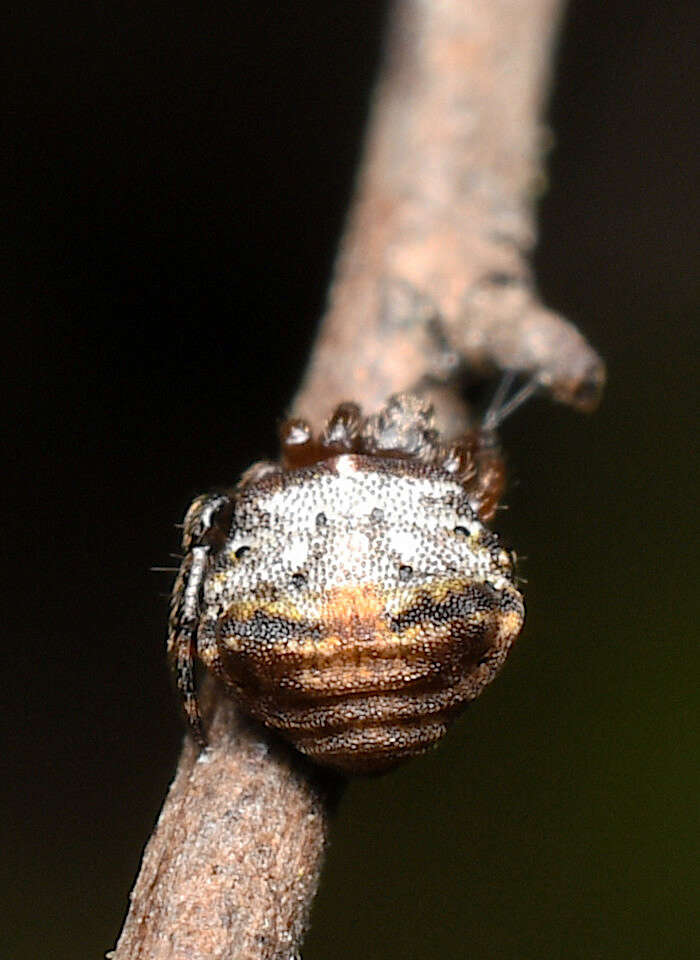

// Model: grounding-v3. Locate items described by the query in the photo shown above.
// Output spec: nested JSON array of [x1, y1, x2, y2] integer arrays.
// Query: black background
[[3, 2, 698, 958]]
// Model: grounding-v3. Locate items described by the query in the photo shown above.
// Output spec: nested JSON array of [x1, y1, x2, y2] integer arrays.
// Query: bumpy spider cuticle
[[169, 394, 524, 773]]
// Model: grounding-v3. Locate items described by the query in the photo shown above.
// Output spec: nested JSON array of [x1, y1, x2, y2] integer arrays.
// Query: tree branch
[[112, 680, 338, 960], [113, 2, 603, 958], [294, 0, 604, 432]]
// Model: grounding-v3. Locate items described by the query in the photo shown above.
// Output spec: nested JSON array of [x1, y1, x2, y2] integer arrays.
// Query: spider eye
[[235, 545, 251, 560], [398, 564, 413, 581], [454, 525, 471, 537]]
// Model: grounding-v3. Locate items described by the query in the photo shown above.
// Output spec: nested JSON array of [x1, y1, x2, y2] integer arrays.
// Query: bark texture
[[294, 0, 604, 432], [113, 2, 603, 958], [112, 682, 338, 960]]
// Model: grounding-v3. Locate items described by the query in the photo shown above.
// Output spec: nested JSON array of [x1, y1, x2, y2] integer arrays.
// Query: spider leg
[[466, 437, 506, 522], [168, 494, 233, 746]]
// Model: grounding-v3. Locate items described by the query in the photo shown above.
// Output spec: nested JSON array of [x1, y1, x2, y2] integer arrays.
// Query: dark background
[[3, 1, 698, 957]]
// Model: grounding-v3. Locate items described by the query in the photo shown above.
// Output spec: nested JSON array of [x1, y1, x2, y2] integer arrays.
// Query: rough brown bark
[[294, 0, 604, 433], [112, 681, 338, 960], [113, 2, 603, 958]]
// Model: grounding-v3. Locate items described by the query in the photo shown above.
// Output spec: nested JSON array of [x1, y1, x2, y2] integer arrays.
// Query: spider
[[169, 386, 531, 774]]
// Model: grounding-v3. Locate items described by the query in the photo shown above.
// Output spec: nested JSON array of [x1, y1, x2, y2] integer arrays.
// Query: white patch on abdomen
[[387, 528, 421, 560], [282, 538, 309, 570]]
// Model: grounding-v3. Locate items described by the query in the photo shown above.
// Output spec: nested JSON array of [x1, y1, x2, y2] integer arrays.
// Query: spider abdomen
[[208, 522, 523, 773], [180, 453, 524, 774]]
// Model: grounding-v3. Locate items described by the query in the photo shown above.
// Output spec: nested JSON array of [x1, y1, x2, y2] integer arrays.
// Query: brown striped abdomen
[[216, 580, 524, 774]]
